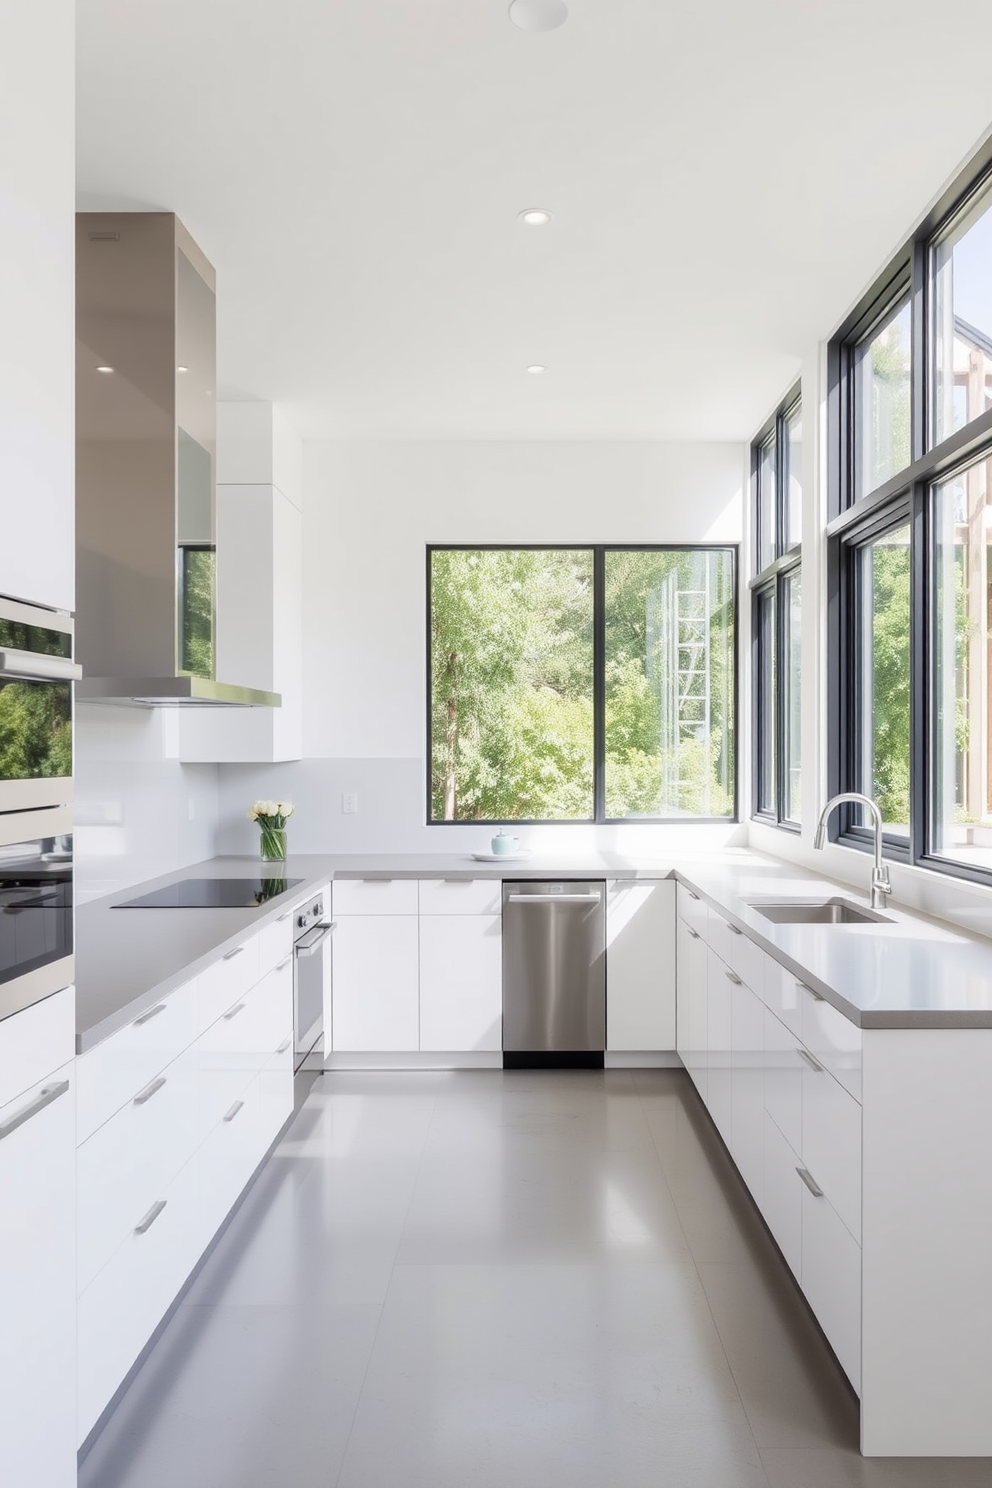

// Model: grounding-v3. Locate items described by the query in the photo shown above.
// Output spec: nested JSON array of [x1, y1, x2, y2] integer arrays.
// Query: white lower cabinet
[[730, 978, 764, 1205], [763, 1005, 803, 1154], [331, 914, 419, 1051], [686, 930, 708, 1100], [801, 1052, 862, 1242], [763, 1108, 803, 1280], [419, 914, 501, 1052], [78, 1151, 203, 1442], [706, 948, 733, 1143], [605, 879, 676, 1050], [199, 1076, 263, 1242], [0, 1057, 76, 1488], [801, 1182, 862, 1392]]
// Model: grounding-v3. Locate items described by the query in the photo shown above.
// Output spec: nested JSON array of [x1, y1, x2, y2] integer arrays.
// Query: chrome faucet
[[813, 792, 892, 910]]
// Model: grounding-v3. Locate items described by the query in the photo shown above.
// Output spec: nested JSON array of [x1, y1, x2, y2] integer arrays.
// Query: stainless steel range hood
[[75, 212, 280, 709]]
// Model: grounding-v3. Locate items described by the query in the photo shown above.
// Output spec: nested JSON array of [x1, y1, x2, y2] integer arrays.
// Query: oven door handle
[[295, 922, 334, 957], [0, 648, 82, 683]]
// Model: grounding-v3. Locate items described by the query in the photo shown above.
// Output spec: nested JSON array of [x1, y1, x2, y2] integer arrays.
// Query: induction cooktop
[[114, 877, 303, 910]]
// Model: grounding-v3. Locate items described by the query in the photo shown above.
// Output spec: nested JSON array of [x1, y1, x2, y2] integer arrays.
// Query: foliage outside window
[[751, 389, 802, 827], [429, 546, 736, 824], [829, 150, 992, 883], [180, 545, 215, 679]]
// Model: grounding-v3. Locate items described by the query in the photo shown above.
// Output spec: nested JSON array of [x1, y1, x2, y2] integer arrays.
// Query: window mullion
[[593, 546, 606, 824]]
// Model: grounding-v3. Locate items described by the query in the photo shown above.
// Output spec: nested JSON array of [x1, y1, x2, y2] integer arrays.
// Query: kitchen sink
[[747, 897, 892, 926]]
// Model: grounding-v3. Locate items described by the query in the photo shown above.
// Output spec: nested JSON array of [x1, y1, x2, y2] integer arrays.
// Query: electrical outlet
[[342, 792, 358, 814]]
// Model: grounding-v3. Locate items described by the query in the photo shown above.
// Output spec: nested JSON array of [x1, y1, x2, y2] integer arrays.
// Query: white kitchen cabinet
[[686, 931, 709, 1101], [801, 1051, 862, 1242], [675, 915, 705, 1065], [197, 936, 261, 1033], [730, 977, 764, 1205], [762, 1005, 803, 1155], [419, 914, 502, 1052], [706, 947, 734, 1144], [802, 1181, 862, 1392], [605, 879, 676, 1050], [762, 1108, 803, 1281], [419, 878, 502, 916], [0, 1057, 76, 1488], [333, 878, 419, 916], [331, 914, 419, 1051], [801, 985, 862, 1102]]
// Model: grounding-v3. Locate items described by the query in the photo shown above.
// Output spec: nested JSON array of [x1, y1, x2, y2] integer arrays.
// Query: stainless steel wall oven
[[0, 596, 80, 812], [0, 806, 73, 1022]]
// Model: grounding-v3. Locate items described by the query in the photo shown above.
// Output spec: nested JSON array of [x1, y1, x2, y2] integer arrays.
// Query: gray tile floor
[[79, 1070, 988, 1488]]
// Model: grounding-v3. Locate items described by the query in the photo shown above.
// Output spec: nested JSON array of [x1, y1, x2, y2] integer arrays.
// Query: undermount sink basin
[[747, 897, 891, 926]]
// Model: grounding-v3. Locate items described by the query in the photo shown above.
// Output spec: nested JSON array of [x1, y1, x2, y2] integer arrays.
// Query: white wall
[[217, 439, 747, 855], [0, 1, 75, 613], [75, 704, 219, 902]]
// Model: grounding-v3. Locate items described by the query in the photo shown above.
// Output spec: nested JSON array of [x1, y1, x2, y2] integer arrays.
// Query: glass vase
[[258, 822, 287, 862]]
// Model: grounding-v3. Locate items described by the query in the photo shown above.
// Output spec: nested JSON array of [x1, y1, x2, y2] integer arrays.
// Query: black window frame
[[426, 543, 740, 827], [750, 385, 802, 830], [827, 135, 992, 886]]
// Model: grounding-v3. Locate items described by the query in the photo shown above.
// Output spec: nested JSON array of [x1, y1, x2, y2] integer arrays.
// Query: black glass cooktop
[[114, 877, 303, 910]]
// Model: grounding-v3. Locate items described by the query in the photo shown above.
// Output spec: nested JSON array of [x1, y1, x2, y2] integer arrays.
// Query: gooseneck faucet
[[813, 792, 892, 910]]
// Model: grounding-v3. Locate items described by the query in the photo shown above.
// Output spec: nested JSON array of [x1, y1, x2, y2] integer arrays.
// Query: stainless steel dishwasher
[[501, 880, 606, 1067]]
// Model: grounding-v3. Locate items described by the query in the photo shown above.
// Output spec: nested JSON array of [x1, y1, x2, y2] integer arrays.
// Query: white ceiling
[[76, 1, 992, 441]]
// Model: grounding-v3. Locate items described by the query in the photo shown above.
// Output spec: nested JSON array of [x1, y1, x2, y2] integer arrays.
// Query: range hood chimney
[[75, 212, 280, 708]]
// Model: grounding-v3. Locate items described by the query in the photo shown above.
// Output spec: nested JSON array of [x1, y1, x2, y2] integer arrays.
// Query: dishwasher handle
[[506, 892, 602, 903]]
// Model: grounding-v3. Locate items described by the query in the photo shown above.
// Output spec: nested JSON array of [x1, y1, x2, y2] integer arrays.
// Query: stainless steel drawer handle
[[276, 1038, 291, 1055], [506, 892, 602, 903], [687, 927, 700, 940], [687, 889, 700, 901], [728, 924, 743, 936], [222, 946, 244, 961], [223, 1100, 245, 1123], [296, 923, 333, 956], [0, 646, 82, 682], [361, 877, 393, 883], [134, 1199, 167, 1235], [133, 1075, 167, 1106], [726, 971, 742, 985], [276, 955, 292, 972], [0, 1078, 70, 1142], [797, 1047, 824, 1073], [134, 1002, 166, 1027], [796, 1167, 824, 1198], [798, 981, 824, 1001], [223, 1002, 246, 1020]]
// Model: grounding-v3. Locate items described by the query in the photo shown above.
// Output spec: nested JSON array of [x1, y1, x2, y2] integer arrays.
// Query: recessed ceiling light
[[509, 0, 568, 31], [95, 365, 114, 374], [518, 208, 553, 227], [177, 365, 189, 374], [526, 364, 547, 375]]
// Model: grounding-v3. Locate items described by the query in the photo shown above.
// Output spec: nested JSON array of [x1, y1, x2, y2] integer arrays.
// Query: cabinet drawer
[[727, 928, 765, 999], [77, 1150, 203, 1444], [676, 881, 707, 936], [730, 980, 764, 1206], [259, 1043, 294, 1148], [195, 965, 292, 1139], [418, 878, 502, 916], [258, 911, 295, 977], [197, 935, 261, 1033], [0, 987, 75, 1110], [801, 989, 862, 1103], [802, 1183, 862, 1393], [76, 978, 199, 1144], [676, 916, 705, 1061], [764, 958, 805, 1038], [763, 1005, 803, 1154], [706, 906, 736, 966], [802, 1057, 862, 1242], [77, 1046, 199, 1294], [706, 948, 733, 1144], [199, 1075, 264, 1240], [763, 1109, 802, 1280], [333, 878, 418, 915]]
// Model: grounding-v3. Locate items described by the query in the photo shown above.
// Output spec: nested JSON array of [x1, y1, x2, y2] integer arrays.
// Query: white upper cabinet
[[606, 880, 676, 1050]]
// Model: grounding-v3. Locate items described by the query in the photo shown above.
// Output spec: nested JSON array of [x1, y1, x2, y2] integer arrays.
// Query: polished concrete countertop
[[74, 848, 992, 1051]]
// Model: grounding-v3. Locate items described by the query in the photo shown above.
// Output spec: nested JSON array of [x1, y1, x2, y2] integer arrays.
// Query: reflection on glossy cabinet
[[730, 978, 764, 1205], [419, 915, 501, 1052], [0, 1059, 76, 1488], [331, 915, 419, 1051]]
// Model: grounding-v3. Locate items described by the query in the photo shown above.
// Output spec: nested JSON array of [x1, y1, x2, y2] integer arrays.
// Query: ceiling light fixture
[[526, 364, 547, 375], [518, 208, 553, 227], [509, 0, 568, 31], [95, 365, 114, 374]]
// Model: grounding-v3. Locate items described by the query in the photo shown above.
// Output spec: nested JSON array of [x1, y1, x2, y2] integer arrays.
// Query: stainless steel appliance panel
[[0, 597, 79, 812], [0, 806, 73, 1023], [293, 896, 330, 1073], [502, 881, 606, 1052]]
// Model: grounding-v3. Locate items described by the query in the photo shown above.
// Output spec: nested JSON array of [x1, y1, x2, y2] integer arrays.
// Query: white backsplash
[[74, 703, 220, 903]]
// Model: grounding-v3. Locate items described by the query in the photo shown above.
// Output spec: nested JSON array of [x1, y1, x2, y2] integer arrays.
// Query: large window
[[751, 390, 802, 827], [429, 546, 736, 824], [829, 145, 992, 882]]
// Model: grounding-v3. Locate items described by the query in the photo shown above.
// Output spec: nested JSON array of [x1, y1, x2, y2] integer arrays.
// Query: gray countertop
[[73, 848, 992, 1051]]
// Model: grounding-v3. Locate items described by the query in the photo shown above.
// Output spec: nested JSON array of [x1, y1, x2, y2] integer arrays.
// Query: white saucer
[[470, 849, 532, 863]]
